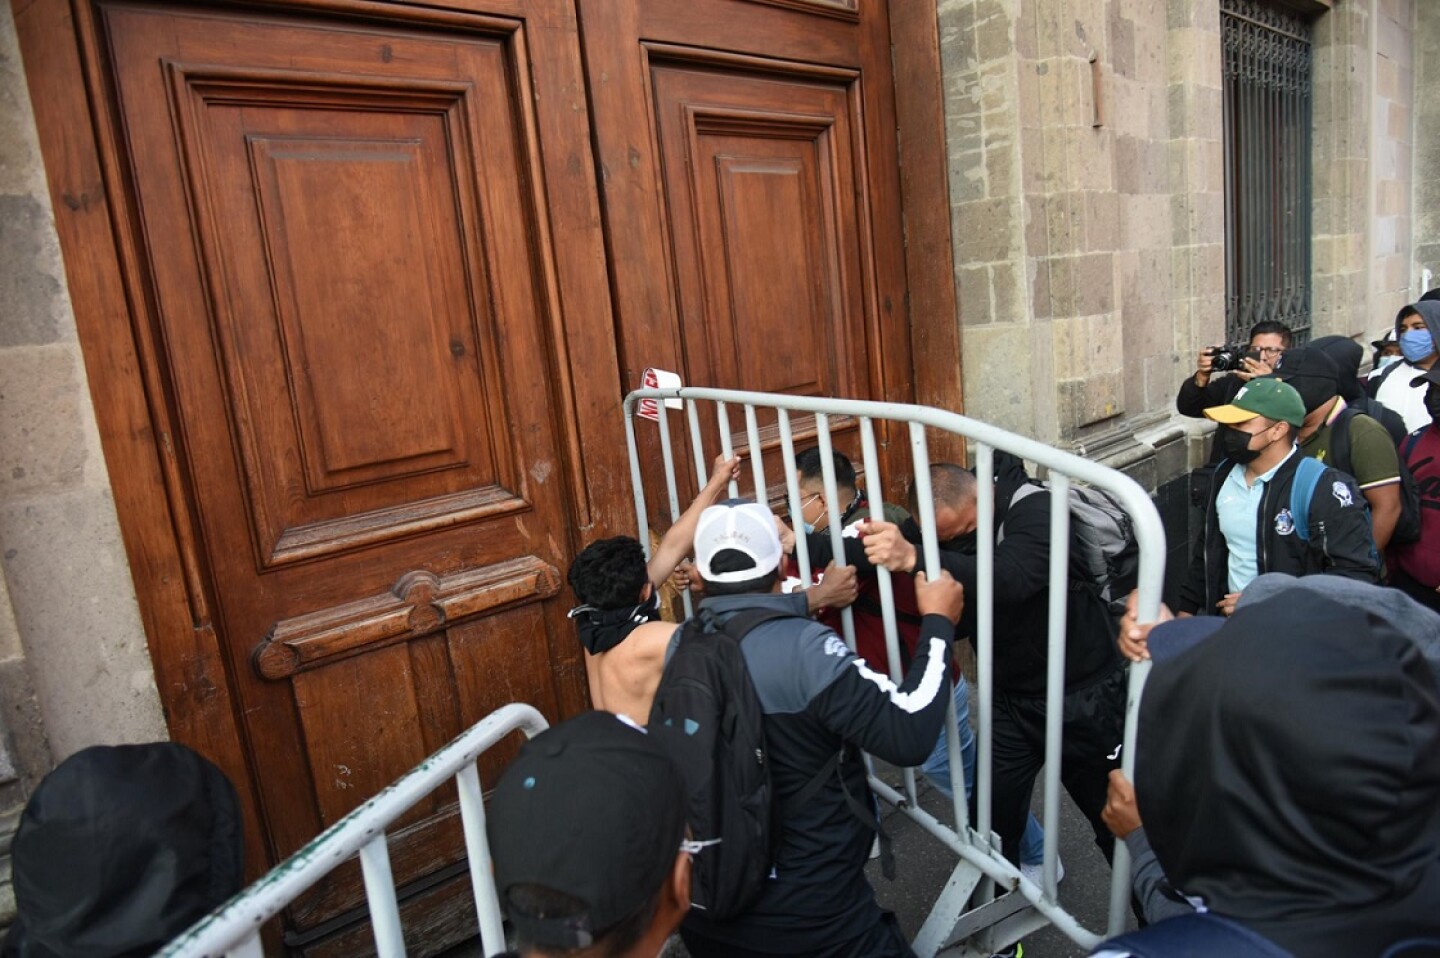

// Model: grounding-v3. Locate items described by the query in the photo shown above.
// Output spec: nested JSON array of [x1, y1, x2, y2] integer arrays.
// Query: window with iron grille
[[1221, 0, 1314, 344]]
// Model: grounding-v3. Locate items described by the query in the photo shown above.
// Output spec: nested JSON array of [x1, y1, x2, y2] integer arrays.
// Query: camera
[[1207, 343, 1258, 372]]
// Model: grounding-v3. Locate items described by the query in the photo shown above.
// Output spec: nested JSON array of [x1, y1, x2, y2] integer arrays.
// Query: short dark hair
[[701, 547, 779, 597], [1248, 320, 1293, 348], [924, 462, 977, 511], [508, 883, 658, 958], [568, 537, 648, 610], [795, 447, 856, 492]]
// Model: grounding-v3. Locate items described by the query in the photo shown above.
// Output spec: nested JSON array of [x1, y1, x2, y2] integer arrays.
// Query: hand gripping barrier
[[158, 703, 550, 958], [624, 386, 1166, 955]]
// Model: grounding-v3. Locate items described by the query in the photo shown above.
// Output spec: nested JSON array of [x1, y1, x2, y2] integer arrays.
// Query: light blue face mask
[[801, 520, 816, 535], [1377, 354, 1402, 370], [1400, 327, 1435, 362]]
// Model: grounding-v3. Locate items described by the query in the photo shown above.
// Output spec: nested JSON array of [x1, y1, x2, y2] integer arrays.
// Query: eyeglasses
[[1254, 346, 1283, 357]]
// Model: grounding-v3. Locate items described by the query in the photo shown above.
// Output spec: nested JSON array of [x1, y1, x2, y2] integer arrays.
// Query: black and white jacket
[[1178, 449, 1379, 615], [678, 590, 952, 954]]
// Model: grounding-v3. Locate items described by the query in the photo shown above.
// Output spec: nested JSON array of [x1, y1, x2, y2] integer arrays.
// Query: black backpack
[[1351, 394, 1409, 445], [648, 607, 890, 920], [646, 607, 795, 920], [1004, 482, 1139, 617], [1327, 406, 1422, 545]]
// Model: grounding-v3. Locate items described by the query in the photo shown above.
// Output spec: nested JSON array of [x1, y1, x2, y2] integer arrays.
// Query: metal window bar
[[158, 703, 550, 958], [1222, 0, 1313, 345], [624, 386, 1166, 955]]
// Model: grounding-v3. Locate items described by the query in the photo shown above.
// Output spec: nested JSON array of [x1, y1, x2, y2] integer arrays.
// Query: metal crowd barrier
[[624, 386, 1166, 955], [158, 703, 550, 958]]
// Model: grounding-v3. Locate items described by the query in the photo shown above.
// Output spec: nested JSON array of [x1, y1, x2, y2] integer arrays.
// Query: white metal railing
[[159, 703, 549, 958], [624, 387, 1166, 954]]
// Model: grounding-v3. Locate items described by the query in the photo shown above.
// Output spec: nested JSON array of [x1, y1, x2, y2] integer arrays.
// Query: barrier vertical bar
[[456, 763, 505, 953], [623, 407, 650, 562], [745, 404, 767, 502], [716, 402, 740, 499], [778, 411, 812, 584], [907, 423, 942, 577], [655, 402, 693, 618], [231, 935, 264, 958], [1108, 662, 1152, 934], [1108, 516, 1165, 933], [815, 414, 856, 652], [975, 444, 996, 849], [686, 399, 708, 487], [358, 837, 404, 957], [655, 403, 683, 534], [860, 417, 918, 807], [908, 425, 967, 834], [1042, 472, 1071, 901]]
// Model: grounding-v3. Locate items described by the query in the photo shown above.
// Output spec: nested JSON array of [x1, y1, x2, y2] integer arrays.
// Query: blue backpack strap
[[1092, 912, 1294, 958], [1290, 456, 1326, 544]]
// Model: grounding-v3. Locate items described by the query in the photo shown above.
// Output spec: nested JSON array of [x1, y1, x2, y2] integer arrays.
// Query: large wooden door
[[16, 0, 954, 951], [580, 0, 915, 505], [98, 4, 597, 950]]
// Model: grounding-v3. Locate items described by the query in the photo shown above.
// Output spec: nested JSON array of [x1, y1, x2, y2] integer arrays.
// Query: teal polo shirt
[[1216, 446, 1297, 594]]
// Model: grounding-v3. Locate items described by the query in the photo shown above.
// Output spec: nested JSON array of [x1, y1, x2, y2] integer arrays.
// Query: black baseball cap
[[487, 711, 686, 949]]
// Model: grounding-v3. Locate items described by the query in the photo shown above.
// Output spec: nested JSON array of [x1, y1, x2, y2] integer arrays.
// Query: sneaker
[[1018, 856, 1064, 887], [990, 944, 1023, 958]]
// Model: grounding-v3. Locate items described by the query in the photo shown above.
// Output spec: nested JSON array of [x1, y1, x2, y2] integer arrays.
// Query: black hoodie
[[1136, 595, 1440, 957], [3, 744, 243, 958]]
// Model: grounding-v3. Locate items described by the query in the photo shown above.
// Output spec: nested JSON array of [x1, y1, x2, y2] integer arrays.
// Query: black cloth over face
[[1136, 595, 1440, 957], [3, 743, 243, 958], [571, 592, 660, 655]]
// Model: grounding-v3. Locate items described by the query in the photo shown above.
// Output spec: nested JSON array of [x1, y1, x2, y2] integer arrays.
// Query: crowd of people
[[9, 302, 1440, 958], [532, 295, 1440, 958]]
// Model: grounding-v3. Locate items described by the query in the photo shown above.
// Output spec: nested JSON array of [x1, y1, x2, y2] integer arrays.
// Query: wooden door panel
[[582, 0, 911, 518], [166, 56, 527, 566], [100, 3, 588, 943], [651, 63, 863, 400]]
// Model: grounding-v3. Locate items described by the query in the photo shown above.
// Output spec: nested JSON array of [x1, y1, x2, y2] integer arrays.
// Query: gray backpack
[[1003, 482, 1139, 614]]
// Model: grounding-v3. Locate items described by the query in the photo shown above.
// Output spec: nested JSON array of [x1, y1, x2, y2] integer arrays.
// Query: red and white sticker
[[637, 367, 683, 422]]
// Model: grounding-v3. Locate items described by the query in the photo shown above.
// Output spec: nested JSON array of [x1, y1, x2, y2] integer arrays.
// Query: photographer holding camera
[[1177, 320, 1292, 464]]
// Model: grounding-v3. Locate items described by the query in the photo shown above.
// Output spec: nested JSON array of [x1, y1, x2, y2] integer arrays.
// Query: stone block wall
[[1371, 0, 1415, 327], [0, 6, 167, 791], [1413, 2, 1440, 294], [1311, 2, 1374, 338], [939, 0, 1222, 460], [940, 0, 1437, 462], [1312, 0, 1418, 342]]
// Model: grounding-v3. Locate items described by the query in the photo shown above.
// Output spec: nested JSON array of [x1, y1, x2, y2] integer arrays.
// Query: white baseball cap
[[693, 501, 784, 584]]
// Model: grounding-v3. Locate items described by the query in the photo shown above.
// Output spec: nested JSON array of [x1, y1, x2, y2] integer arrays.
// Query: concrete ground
[[444, 764, 1137, 958], [864, 762, 1137, 957]]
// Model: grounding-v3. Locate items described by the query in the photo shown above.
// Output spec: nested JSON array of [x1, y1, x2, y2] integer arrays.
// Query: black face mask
[[1221, 423, 1270, 465], [568, 593, 660, 655]]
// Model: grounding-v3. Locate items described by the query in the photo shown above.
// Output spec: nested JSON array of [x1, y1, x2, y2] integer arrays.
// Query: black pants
[[985, 666, 1127, 865], [681, 911, 914, 958]]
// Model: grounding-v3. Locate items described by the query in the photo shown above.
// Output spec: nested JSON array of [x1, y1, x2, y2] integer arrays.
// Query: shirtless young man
[[567, 456, 857, 722]]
